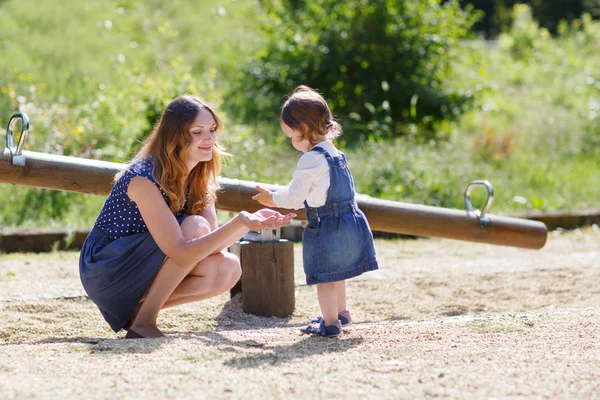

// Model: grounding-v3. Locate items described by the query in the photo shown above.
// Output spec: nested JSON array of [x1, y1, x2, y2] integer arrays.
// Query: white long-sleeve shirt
[[272, 141, 340, 210]]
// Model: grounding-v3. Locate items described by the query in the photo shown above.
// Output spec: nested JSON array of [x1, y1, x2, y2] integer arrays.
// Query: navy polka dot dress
[[79, 156, 188, 332]]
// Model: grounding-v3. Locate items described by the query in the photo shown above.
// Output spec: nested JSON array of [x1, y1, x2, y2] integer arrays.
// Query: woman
[[79, 95, 295, 338]]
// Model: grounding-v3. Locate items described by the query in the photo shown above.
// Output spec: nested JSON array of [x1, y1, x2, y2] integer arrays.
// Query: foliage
[[273, 4, 599, 214], [0, 59, 227, 228], [229, 0, 478, 143], [457, 0, 600, 37], [0, 0, 255, 228], [0, 0, 599, 229], [2, 60, 223, 161], [0, 0, 263, 106], [391, 4, 600, 212]]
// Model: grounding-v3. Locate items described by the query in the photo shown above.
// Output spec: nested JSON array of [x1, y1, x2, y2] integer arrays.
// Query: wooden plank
[[0, 149, 548, 249], [515, 209, 600, 231], [0, 228, 89, 253]]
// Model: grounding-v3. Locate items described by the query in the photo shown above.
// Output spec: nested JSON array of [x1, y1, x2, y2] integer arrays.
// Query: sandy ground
[[0, 228, 599, 399]]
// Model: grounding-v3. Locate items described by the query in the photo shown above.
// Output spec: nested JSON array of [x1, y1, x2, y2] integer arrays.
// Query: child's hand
[[252, 185, 278, 207]]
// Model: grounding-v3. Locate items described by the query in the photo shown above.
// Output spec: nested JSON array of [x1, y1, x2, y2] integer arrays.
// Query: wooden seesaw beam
[[0, 148, 548, 249]]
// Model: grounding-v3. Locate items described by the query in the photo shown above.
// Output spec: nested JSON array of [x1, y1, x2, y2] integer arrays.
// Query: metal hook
[[5, 112, 30, 166], [464, 180, 494, 227]]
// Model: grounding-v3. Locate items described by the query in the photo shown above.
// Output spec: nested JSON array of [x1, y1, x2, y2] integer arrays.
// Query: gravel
[[1, 228, 599, 399]]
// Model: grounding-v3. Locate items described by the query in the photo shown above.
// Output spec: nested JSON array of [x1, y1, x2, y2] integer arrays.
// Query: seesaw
[[1, 112, 547, 317]]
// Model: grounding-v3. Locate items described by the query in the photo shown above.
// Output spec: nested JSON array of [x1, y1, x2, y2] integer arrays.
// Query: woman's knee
[[215, 252, 241, 291], [187, 252, 240, 293], [180, 215, 211, 239], [225, 252, 242, 283]]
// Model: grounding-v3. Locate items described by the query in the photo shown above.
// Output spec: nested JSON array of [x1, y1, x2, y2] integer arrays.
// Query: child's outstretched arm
[[252, 185, 278, 207], [252, 152, 324, 210]]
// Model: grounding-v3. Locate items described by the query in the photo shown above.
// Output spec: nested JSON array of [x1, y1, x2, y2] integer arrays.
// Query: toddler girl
[[253, 85, 379, 337]]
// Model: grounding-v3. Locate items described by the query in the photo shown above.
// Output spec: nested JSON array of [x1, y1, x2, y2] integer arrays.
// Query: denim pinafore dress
[[302, 147, 378, 285]]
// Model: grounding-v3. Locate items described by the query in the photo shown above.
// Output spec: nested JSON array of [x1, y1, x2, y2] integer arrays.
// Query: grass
[[470, 322, 524, 334], [68, 344, 93, 353], [0, 1, 599, 229], [0, 364, 14, 372]]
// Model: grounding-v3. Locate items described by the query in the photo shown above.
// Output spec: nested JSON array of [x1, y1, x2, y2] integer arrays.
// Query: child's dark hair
[[281, 85, 342, 145]]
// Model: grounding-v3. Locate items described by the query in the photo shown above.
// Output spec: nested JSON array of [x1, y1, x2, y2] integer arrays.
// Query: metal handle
[[5, 112, 30, 166], [464, 180, 494, 227]]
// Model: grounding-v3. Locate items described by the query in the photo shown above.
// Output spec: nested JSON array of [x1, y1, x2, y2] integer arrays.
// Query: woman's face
[[281, 120, 310, 153], [184, 108, 217, 168]]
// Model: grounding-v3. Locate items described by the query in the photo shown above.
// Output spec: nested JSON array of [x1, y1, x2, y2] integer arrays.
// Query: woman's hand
[[252, 185, 278, 207], [256, 208, 296, 227], [239, 209, 296, 231]]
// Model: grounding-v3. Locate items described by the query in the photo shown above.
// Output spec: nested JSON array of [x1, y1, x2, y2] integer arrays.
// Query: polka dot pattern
[[95, 156, 186, 239]]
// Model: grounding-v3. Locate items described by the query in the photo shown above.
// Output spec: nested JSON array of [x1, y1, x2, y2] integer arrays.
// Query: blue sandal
[[311, 310, 352, 326], [300, 319, 342, 337]]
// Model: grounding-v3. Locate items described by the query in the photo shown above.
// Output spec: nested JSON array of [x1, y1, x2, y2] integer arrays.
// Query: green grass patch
[[0, 364, 14, 373], [470, 322, 524, 334], [0, 1, 598, 228]]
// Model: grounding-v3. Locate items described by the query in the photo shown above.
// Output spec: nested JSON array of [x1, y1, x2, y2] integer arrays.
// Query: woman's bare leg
[[128, 216, 212, 337], [127, 252, 240, 330], [163, 216, 242, 305], [128, 215, 243, 337], [129, 258, 197, 337], [161, 251, 241, 308]]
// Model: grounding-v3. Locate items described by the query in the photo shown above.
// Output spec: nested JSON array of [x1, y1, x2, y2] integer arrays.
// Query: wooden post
[[229, 235, 295, 318]]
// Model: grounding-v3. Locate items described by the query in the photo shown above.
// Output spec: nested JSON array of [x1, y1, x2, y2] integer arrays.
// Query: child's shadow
[[194, 330, 364, 369], [192, 294, 364, 368]]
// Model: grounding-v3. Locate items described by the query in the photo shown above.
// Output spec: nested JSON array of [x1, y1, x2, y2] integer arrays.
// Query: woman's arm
[[128, 177, 290, 267], [200, 203, 248, 254], [199, 203, 219, 231]]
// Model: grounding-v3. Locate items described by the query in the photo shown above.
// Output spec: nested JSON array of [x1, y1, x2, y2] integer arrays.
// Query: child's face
[[185, 108, 217, 166], [281, 120, 310, 153]]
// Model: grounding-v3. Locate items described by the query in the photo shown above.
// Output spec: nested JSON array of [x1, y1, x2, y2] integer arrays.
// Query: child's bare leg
[[334, 280, 347, 313], [317, 282, 339, 325]]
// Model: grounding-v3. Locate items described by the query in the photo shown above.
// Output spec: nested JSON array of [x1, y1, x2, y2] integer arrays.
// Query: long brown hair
[[281, 85, 342, 146], [119, 95, 225, 215]]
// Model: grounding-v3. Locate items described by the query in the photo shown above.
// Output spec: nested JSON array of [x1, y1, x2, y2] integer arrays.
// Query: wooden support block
[[229, 240, 295, 318]]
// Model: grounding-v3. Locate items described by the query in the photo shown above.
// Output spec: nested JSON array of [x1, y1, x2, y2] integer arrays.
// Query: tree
[[229, 0, 477, 143]]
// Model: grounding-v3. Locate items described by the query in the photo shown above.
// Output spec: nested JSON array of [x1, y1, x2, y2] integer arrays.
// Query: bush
[[230, 0, 478, 143]]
